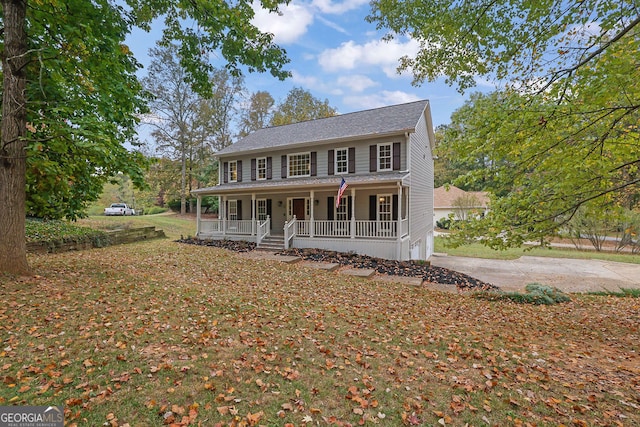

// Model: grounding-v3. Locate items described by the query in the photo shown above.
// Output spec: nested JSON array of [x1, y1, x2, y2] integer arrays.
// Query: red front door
[[293, 199, 306, 220]]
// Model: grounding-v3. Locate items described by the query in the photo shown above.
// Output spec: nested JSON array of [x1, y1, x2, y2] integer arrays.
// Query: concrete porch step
[[257, 235, 285, 251]]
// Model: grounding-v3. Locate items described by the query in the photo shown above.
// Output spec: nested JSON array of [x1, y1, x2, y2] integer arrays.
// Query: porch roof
[[192, 172, 410, 196]]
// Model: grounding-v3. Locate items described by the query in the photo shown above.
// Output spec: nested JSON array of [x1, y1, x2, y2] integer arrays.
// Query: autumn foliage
[[1, 239, 638, 426]]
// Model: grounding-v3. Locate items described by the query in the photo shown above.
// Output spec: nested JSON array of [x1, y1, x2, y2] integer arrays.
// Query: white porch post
[[222, 195, 227, 236], [397, 183, 403, 259], [309, 190, 315, 238], [196, 195, 202, 237], [350, 187, 356, 239], [251, 193, 256, 236]]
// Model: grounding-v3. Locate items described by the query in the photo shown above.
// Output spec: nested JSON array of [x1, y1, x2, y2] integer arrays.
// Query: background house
[[192, 100, 436, 261], [434, 185, 489, 227]]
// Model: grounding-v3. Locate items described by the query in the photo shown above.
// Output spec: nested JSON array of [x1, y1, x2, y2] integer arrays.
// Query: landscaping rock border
[[177, 238, 498, 291]]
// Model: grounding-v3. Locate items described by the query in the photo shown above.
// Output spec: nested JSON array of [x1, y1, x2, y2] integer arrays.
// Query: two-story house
[[191, 100, 435, 261]]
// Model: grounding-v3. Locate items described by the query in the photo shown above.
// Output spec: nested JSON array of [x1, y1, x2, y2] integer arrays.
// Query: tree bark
[[0, 0, 31, 275]]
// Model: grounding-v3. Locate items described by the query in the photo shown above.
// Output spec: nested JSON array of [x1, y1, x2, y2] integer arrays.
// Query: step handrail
[[256, 216, 271, 246], [283, 216, 297, 249]]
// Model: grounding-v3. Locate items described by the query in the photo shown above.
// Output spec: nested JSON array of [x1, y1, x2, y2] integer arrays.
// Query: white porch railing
[[226, 220, 254, 234], [256, 216, 271, 245], [400, 218, 409, 237], [199, 218, 406, 240], [355, 220, 396, 238], [199, 219, 223, 234], [284, 216, 297, 249], [294, 220, 400, 238], [313, 220, 351, 237]]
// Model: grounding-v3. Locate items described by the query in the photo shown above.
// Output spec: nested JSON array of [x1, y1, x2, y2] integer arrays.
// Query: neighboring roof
[[192, 172, 410, 196], [434, 185, 489, 208], [217, 100, 431, 157]]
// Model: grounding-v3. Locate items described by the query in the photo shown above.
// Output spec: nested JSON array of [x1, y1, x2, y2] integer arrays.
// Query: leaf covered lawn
[[1, 239, 639, 426]]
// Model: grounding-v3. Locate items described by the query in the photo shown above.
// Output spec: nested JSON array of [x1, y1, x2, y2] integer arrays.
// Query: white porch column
[[222, 195, 227, 236], [397, 183, 403, 259], [196, 195, 202, 237], [309, 190, 315, 238], [251, 193, 256, 235], [350, 187, 356, 239]]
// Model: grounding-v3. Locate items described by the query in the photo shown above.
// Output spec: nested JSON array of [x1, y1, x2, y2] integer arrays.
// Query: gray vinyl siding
[[408, 111, 434, 256], [218, 136, 407, 183]]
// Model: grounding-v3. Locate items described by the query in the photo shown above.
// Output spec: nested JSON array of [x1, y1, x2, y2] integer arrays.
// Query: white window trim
[[377, 143, 392, 172], [228, 199, 238, 220], [257, 157, 267, 181], [335, 147, 349, 175], [257, 198, 267, 221], [228, 160, 238, 183], [287, 152, 311, 178], [335, 196, 349, 221], [377, 194, 392, 222]]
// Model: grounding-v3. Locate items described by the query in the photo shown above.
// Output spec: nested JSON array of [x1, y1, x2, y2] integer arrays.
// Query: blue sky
[[126, 0, 494, 132]]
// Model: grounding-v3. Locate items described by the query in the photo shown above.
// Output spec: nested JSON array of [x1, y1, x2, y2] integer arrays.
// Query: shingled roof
[[434, 185, 489, 208], [217, 99, 431, 156]]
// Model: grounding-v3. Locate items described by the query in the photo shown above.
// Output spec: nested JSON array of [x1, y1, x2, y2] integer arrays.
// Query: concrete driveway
[[430, 254, 640, 293]]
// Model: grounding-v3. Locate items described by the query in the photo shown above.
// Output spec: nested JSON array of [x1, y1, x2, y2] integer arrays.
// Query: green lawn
[[435, 236, 640, 264], [2, 238, 639, 426], [76, 212, 198, 240]]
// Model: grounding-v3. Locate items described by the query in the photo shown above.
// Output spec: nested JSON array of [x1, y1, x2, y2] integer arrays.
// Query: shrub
[[145, 206, 168, 215], [474, 283, 571, 305], [436, 217, 453, 230]]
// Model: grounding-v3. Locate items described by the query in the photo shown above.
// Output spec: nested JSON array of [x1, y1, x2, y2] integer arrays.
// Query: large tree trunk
[[180, 140, 186, 215], [1, 0, 31, 275]]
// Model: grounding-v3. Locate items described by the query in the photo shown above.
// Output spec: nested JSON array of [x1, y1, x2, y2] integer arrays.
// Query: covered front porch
[[192, 173, 413, 260]]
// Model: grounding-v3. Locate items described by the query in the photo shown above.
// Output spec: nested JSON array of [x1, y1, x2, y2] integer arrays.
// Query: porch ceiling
[[192, 172, 410, 196]]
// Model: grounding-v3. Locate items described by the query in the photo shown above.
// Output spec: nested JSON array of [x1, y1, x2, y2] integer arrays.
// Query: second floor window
[[229, 160, 238, 182], [257, 157, 267, 180], [378, 144, 392, 171], [288, 153, 310, 177], [336, 148, 348, 174]]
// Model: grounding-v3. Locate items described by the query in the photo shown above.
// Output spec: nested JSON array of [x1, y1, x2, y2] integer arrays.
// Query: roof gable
[[218, 100, 430, 156]]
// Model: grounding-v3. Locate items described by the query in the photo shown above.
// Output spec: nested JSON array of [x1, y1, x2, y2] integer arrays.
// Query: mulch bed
[[177, 238, 498, 291], [278, 247, 498, 291], [177, 237, 256, 252]]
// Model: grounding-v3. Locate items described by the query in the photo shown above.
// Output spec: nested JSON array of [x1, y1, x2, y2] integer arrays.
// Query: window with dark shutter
[[311, 152, 317, 176], [348, 147, 355, 173], [392, 195, 398, 220], [266, 157, 272, 180], [223, 162, 229, 183], [369, 145, 377, 172], [393, 142, 401, 170], [251, 159, 256, 181], [327, 197, 334, 220], [369, 195, 376, 221], [281, 155, 287, 178], [237, 200, 242, 220], [237, 160, 243, 182], [328, 150, 335, 175]]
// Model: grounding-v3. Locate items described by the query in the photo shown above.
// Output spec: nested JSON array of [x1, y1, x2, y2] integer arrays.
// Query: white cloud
[[312, 0, 369, 14], [337, 74, 378, 92], [316, 16, 349, 35], [343, 91, 422, 111], [251, 2, 314, 44], [317, 38, 420, 77]]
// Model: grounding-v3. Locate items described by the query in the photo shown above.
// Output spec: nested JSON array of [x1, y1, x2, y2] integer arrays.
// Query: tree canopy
[[239, 91, 275, 136], [270, 87, 337, 126], [369, 0, 640, 247], [1, 0, 291, 274]]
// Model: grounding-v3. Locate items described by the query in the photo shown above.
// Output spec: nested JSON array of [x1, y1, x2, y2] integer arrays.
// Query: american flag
[[336, 178, 348, 208]]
